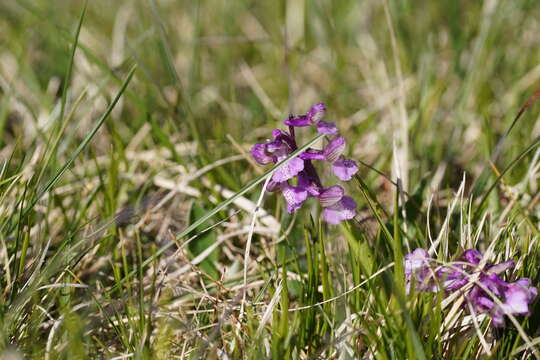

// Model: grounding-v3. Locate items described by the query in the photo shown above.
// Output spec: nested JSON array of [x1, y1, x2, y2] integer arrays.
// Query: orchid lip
[[323, 136, 346, 163], [251, 143, 273, 165], [322, 196, 356, 224], [307, 103, 326, 125], [318, 185, 344, 207], [332, 158, 358, 181]]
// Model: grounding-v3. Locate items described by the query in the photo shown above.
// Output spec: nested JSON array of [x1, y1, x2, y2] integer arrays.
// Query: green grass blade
[[19, 65, 137, 221], [59, 0, 87, 124], [475, 135, 540, 216]]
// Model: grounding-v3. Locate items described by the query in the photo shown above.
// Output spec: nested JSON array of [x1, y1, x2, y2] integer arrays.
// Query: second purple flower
[[404, 248, 537, 327]]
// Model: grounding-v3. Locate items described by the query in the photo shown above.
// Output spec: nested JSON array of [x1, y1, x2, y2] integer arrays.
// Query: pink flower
[[403, 248, 537, 327], [251, 103, 357, 224]]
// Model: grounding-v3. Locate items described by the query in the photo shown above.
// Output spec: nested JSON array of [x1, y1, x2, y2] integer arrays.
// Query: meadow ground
[[1, 0, 540, 358]]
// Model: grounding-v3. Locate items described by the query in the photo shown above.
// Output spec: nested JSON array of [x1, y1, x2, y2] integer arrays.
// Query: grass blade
[[19, 65, 137, 222]]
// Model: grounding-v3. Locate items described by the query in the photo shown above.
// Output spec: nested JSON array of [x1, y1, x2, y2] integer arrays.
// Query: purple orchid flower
[[404, 248, 438, 293], [403, 248, 537, 327], [252, 129, 304, 182], [494, 278, 538, 326], [251, 103, 358, 224], [284, 103, 338, 135], [299, 136, 359, 181]]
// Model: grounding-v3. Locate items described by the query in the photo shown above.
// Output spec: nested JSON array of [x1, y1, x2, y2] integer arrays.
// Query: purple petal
[[467, 286, 496, 313], [297, 173, 322, 197], [323, 136, 346, 163], [507, 278, 537, 306], [272, 129, 284, 139], [318, 185, 344, 207], [266, 139, 289, 158], [480, 273, 508, 297], [281, 185, 308, 213], [404, 249, 431, 276], [491, 307, 506, 327], [299, 149, 325, 161], [404, 248, 437, 293], [271, 129, 296, 149], [272, 157, 304, 182], [307, 103, 326, 124], [515, 278, 533, 288], [284, 115, 310, 127], [487, 260, 515, 275], [502, 284, 532, 315], [461, 249, 483, 265], [436, 267, 468, 291], [491, 278, 537, 327], [332, 158, 358, 181], [514, 278, 538, 302], [471, 292, 495, 312], [316, 120, 338, 135], [251, 143, 273, 165], [322, 196, 356, 225]]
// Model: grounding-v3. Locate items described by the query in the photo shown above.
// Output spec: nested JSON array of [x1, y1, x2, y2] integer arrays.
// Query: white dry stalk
[[428, 175, 466, 256], [384, 0, 409, 192], [335, 313, 365, 359], [256, 280, 282, 337], [391, 141, 409, 238], [466, 197, 474, 249], [201, 179, 281, 230], [37, 283, 88, 290], [45, 317, 63, 360], [502, 62, 540, 108], [429, 162, 447, 193], [238, 175, 272, 323], [110, 2, 133, 68], [473, 212, 489, 247], [225, 134, 264, 175], [427, 194, 434, 248], [109, 354, 135, 360], [43, 301, 90, 360], [513, 337, 540, 357], [20, 237, 52, 293], [467, 300, 492, 356], [525, 148, 540, 188]]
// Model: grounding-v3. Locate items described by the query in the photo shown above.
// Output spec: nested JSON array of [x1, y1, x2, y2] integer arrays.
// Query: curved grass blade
[[18, 65, 137, 223], [59, 0, 87, 124], [34, 1, 89, 188], [472, 90, 540, 201], [476, 135, 540, 215]]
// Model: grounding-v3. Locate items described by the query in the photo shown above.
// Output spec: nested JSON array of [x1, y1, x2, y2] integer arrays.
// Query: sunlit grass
[[0, 0, 540, 358]]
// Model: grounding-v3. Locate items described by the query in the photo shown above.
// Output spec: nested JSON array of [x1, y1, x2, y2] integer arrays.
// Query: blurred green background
[[2, 0, 540, 180]]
